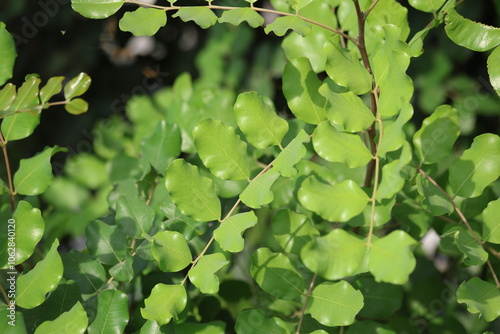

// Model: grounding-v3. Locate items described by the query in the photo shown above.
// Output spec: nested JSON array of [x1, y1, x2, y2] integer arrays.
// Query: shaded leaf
[[86, 220, 128, 265], [34, 302, 87, 334], [487, 45, 500, 97], [141, 120, 181, 172], [219, 8, 264, 28], [378, 103, 413, 157], [71, 0, 124, 19], [214, 211, 257, 253], [152, 230, 192, 272], [88, 290, 129, 334], [457, 277, 500, 322], [0, 22, 16, 86], [109, 253, 134, 282], [240, 168, 280, 209], [64, 72, 91, 100], [116, 195, 154, 238], [271, 209, 319, 256], [188, 253, 228, 293], [482, 198, 500, 244], [416, 174, 454, 216], [173, 7, 217, 29], [443, 226, 488, 266], [119, 7, 166, 36], [376, 142, 412, 201], [175, 321, 226, 334], [273, 129, 310, 177], [61, 250, 106, 294], [265, 15, 312, 37], [353, 276, 403, 319], [235, 309, 289, 334], [141, 284, 187, 325]]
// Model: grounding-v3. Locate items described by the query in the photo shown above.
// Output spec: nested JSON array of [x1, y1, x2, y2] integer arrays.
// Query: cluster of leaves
[[1, 0, 500, 333]]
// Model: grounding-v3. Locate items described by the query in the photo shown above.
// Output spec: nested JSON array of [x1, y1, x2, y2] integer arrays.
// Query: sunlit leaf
[[88, 290, 129, 334], [116, 195, 154, 238], [265, 15, 312, 36], [0, 83, 16, 113], [188, 253, 228, 293], [173, 7, 218, 29], [61, 250, 106, 294], [152, 230, 192, 272], [119, 7, 166, 36], [376, 142, 412, 201], [487, 45, 500, 97], [307, 281, 364, 327], [449, 133, 500, 198], [0, 22, 16, 86], [408, 0, 446, 13], [71, 0, 124, 19], [39, 76, 64, 104], [141, 120, 181, 173], [9, 75, 40, 111], [17, 239, 63, 309], [214, 211, 257, 253], [64, 72, 91, 100], [273, 129, 310, 177], [193, 118, 250, 181], [34, 302, 88, 334], [141, 284, 187, 325], [482, 198, 500, 244], [165, 159, 221, 222], [86, 220, 128, 265], [235, 309, 289, 334], [219, 8, 264, 28], [250, 248, 304, 300], [271, 209, 319, 256], [65, 98, 88, 115], [240, 168, 280, 209], [378, 103, 413, 157], [1, 112, 40, 142], [457, 277, 500, 322]]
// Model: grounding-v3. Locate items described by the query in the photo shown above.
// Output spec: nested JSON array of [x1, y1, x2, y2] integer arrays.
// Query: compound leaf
[[119, 7, 166, 36], [141, 284, 187, 325], [214, 211, 257, 253], [457, 277, 500, 322], [188, 253, 229, 293], [152, 230, 192, 272], [71, 0, 124, 19], [173, 7, 217, 29], [219, 8, 264, 28], [88, 290, 129, 334]]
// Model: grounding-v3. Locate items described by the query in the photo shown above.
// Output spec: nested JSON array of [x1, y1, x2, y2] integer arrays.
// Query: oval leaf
[[482, 198, 500, 244], [152, 230, 192, 272], [64, 72, 91, 100], [219, 8, 264, 28], [188, 253, 229, 293], [1, 112, 41, 142], [34, 302, 88, 334], [141, 120, 181, 172], [40, 76, 64, 104], [71, 0, 124, 19], [264, 15, 312, 37], [273, 129, 310, 177], [65, 98, 88, 115], [172, 7, 217, 29], [239, 168, 280, 209], [116, 195, 154, 238], [0, 83, 16, 113], [85, 220, 128, 265], [214, 211, 258, 253], [0, 22, 17, 86], [119, 7, 167, 36], [487, 45, 500, 97], [408, 0, 446, 13], [61, 250, 106, 294], [88, 290, 129, 334], [456, 277, 500, 322], [235, 309, 289, 334], [141, 284, 187, 325]]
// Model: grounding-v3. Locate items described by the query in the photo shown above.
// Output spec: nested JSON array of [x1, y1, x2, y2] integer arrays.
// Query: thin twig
[[0, 283, 10, 305], [0, 132, 15, 212], [296, 273, 317, 334]]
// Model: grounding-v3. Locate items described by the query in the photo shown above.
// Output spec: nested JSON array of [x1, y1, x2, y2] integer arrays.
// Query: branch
[[296, 273, 317, 334], [0, 132, 15, 212]]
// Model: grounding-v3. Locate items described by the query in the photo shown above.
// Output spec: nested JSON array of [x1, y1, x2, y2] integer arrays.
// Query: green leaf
[[273, 129, 310, 177], [219, 8, 264, 28], [353, 276, 403, 319], [188, 253, 229, 293], [443, 226, 488, 266], [368, 230, 417, 284], [301, 229, 366, 280], [416, 174, 454, 216], [457, 277, 500, 322], [482, 198, 500, 244], [271, 209, 319, 256], [487, 45, 500, 97], [64, 72, 91, 100], [165, 159, 221, 222], [141, 120, 181, 173], [39, 76, 64, 104], [235, 309, 289, 334], [408, 0, 446, 13], [0, 201, 44, 267], [312, 121, 372, 168], [61, 250, 106, 294], [319, 88, 375, 132], [324, 36, 372, 95], [116, 195, 154, 238], [282, 57, 326, 124], [172, 7, 217, 29], [449, 133, 500, 198], [9, 75, 41, 111], [119, 7, 166, 36], [175, 321, 226, 334], [193, 118, 251, 181], [65, 98, 88, 115], [307, 281, 364, 327], [376, 142, 412, 201], [65, 153, 107, 189], [1, 111, 40, 142], [265, 15, 312, 36], [0, 22, 16, 86], [251, 248, 304, 299], [234, 92, 289, 149], [88, 290, 129, 334], [214, 211, 257, 253], [71, 0, 124, 19], [17, 239, 63, 309], [413, 105, 459, 164], [109, 253, 134, 282], [152, 230, 192, 272], [299, 176, 369, 222], [445, 8, 500, 52], [34, 302, 88, 334], [86, 220, 128, 265], [240, 168, 280, 209], [377, 103, 413, 157], [0, 83, 16, 113], [141, 284, 187, 325], [13, 146, 66, 195]]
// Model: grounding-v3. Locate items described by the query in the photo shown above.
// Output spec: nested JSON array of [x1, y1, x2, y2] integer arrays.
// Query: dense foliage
[[1, 0, 500, 333]]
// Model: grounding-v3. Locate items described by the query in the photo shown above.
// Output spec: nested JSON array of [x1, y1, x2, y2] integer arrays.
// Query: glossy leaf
[[109, 253, 134, 282], [9, 75, 40, 111], [324, 36, 372, 95], [408, 0, 446, 13], [13, 146, 66, 195], [214, 211, 257, 253], [152, 230, 192, 272], [482, 198, 500, 244], [234, 91, 289, 149], [273, 129, 310, 177], [141, 120, 181, 172], [65, 98, 88, 115], [319, 88, 375, 132], [1, 111, 40, 142], [487, 45, 500, 97], [17, 239, 63, 309], [188, 253, 229, 293], [88, 290, 129, 334], [119, 7, 166, 36], [34, 302, 88, 334], [193, 118, 250, 181], [282, 57, 326, 124], [0, 22, 16, 86], [271, 209, 319, 256], [40, 76, 64, 104], [86, 220, 128, 265], [445, 9, 500, 52], [141, 284, 187, 325], [165, 159, 221, 222], [416, 174, 454, 216], [265, 15, 312, 36], [172, 8, 217, 29], [235, 309, 289, 334], [71, 0, 124, 19], [378, 103, 413, 157], [376, 142, 412, 201], [413, 105, 459, 164], [0, 201, 44, 267], [250, 247, 304, 300], [116, 195, 154, 238], [0, 83, 16, 113], [449, 133, 500, 198], [368, 231, 417, 284], [64, 72, 91, 100], [219, 8, 264, 28], [240, 168, 280, 209], [312, 121, 372, 168], [61, 250, 106, 294], [307, 281, 364, 327], [457, 277, 500, 322]]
